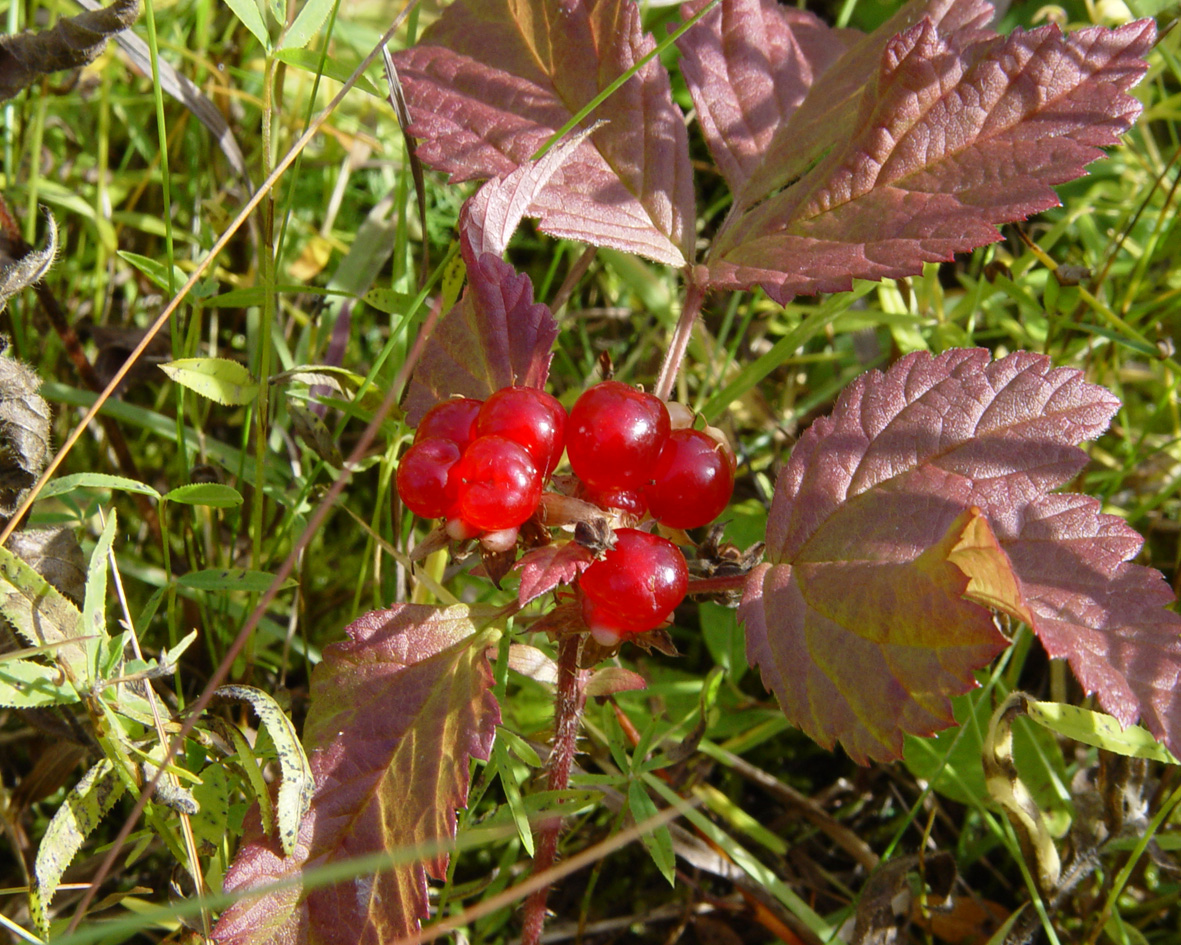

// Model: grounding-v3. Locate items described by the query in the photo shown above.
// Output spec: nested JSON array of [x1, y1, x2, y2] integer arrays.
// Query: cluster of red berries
[[397, 380, 736, 646]]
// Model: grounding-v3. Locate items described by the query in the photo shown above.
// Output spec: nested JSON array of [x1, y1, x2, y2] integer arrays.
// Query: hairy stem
[[654, 279, 706, 402], [522, 633, 587, 945]]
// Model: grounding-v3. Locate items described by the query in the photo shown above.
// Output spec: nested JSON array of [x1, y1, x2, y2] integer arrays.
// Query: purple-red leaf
[[737, 349, 1181, 763], [461, 129, 593, 260], [676, 0, 854, 196], [515, 541, 595, 607], [996, 494, 1181, 757], [212, 605, 499, 945], [696, 0, 1153, 302], [683, 0, 996, 213], [392, 0, 695, 267], [404, 248, 557, 426]]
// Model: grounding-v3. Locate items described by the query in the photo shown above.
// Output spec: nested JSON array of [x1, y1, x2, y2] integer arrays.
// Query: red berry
[[579, 529, 688, 646], [397, 438, 462, 519], [582, 484, 647, 518], [567, 381, 670, 491], [476, 386, 566, 478], [644, 429, 735, 529], [452, 435, 543, 531], [415, 398, 483, 449]]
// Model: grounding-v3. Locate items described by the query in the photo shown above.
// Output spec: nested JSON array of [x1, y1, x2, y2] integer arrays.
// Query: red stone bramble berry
[[451, 435, 543, 531], [567, 381, 670, 491], [579, 528, 688, 646], [476, 386, 567, 478], [396, 438, 462, 520], [644, 428, 735, 529], [415, 397, 483, 449]]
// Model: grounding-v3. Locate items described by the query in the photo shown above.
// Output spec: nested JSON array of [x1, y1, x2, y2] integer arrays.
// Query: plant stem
[[654, 279, 705, 401], [521, 633, 587, 945]]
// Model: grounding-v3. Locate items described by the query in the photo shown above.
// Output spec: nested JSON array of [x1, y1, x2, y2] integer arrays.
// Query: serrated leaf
[[0, 0, 138, 103], [995, 496, 1181, 760], [215, 685, 313, 857], [739, 349, 1132, 763], [514, 541, 594, 608], [36, 471, 162, 500], [461, 127, 594, 260], [163, 483, 245, 508], [0, 658, 81, 707], [29, 758, 126, 938], [403, 251, 557, 426], [224, 0, 270, 49], [0, 544, 88, 681], [211, 604, 500, 944], [392, 0, 695, 267], [159, 358, 259, 406], [693, 0, 1153, 301], [676, 0, 854, 196]]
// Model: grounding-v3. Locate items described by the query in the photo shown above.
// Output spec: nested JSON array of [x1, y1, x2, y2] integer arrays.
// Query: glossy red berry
[[397, 438, 462, 520], [452, 435, 543, 531], [579, 529, 688, 646], [582, 484, 647, 518], [415, 398, 483, 449], [567, 381, 670, 490], [644, 429, 735, 529], [475, 386, 566, 478]]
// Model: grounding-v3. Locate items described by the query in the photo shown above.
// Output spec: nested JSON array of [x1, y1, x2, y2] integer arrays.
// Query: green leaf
[[223, 0, 270, 49], [37, 472, 161, 501], [159, 358, 259, 406], [1026, 700, 1180, 765], [279, 0, 336, 51], [272, 47, 381, 95], [0, 545, 89, 680], [83, 512, 116, 675], [190, 762, 231, 885], [491, 739, 533, 856], [30, 758, 126, 938], [362, 287, 418, 315], [0, 658, 81, 707], [117, 251, 196, 296], [287, 400, 343, 467], [177, 568, 292, 593], [213, 716, 275, 838], [163, 483, 245, 508], [215, 684, 314, 857], [904, 687, 1069, 813], [628, 781, 676, 885]]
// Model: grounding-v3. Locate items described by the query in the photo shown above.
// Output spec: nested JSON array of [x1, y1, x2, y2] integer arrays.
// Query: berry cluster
[[397, 380, 736, 646]]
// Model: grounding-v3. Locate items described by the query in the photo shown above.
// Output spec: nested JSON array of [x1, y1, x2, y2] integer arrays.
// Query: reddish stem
[[654, 278, 706, 402], [686, 572, 750, 597], [521, 633, 587, 945]]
